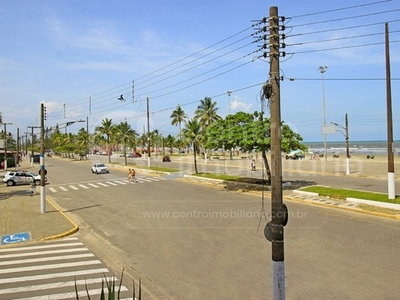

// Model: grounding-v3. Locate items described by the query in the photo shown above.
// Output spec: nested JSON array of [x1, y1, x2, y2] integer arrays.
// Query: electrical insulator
[[44, 106, 47, 120]]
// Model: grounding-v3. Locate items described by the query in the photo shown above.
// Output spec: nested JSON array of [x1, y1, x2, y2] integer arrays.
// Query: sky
[[1, 0, 399, 144]]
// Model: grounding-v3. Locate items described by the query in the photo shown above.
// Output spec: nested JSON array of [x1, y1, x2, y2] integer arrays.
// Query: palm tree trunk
[[261, 149, 271, 184], [193, 142, 198, 174], [178, 122, 182, 155], [124, 144, 127, 165]]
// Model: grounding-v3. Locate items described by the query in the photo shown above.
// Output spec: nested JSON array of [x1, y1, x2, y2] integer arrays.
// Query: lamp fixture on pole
[[227, 91, 232, 115]]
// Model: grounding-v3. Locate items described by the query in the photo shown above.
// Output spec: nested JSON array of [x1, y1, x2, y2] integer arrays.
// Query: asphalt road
[[46, 156, 400, 299], [90, 154, 400, 193]]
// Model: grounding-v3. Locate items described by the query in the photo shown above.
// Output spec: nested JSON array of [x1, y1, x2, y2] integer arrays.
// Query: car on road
[[129, 152, 142, 158], [3, 171, 45, 186], [91, 163, 109, 174]]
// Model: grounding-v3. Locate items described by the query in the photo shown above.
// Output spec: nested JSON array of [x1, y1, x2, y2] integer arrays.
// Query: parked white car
[[91, 163, 109, 174], [3, 171, 45, 186]]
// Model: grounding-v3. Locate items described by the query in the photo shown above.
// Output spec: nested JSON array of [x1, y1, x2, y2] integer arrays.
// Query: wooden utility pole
[[147, 97, 151, 167], [269, 6, 286, 299], [16, 127, 20, 169], [385, 22, 395, 199]]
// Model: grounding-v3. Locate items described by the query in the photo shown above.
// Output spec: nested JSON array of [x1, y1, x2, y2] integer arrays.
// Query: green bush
[[75, 270, 141, 300]]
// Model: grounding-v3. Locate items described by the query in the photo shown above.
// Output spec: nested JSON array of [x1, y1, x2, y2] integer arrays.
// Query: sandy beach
[[282, 152, 400, 179]]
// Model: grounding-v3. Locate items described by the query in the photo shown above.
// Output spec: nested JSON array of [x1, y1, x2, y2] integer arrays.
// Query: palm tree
[[182, 119, 202, 174], [76, 128, 89, 158], [151, 129, 161, 157], [114, 121, 138, 165], [170, 105, 187, 154], [165, 134, 175, 154], [94, 118, 114, 163], [170, 105, 188, 134], [195, 97, 221, 158], [194, 97, 221, 128]]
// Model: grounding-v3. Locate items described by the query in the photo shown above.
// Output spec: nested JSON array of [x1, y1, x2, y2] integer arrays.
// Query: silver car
[[3, 171, 44, 186], [91, 163, 109, 174]]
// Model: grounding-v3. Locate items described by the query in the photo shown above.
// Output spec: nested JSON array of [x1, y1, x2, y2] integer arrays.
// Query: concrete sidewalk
[[0, 162, 78, 247]]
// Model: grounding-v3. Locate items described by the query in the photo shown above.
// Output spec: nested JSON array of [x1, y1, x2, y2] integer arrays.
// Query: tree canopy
[[204, 111, 306, 154]]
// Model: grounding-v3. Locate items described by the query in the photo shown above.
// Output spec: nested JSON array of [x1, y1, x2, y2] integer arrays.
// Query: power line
[[287, 39, 400, 55], [47, 29, 257, 119], [287, 19, 400, 38], [289, 0, 392, 19], [287, 28, 400, 47], [291, 8, 400, 28]]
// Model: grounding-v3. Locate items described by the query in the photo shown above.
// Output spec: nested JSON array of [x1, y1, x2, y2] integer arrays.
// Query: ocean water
[[303, 140, 400, 155]]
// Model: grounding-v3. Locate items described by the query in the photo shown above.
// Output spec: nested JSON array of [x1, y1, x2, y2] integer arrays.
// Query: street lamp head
[[318, 65, 328, 73]]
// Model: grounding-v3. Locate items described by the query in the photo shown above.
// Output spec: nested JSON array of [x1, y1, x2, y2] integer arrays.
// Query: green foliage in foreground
[[301, 186, 400, 204], [75, 271, 141, 300]]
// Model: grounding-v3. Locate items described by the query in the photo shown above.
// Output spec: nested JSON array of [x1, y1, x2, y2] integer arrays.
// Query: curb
[[292, 190, 319, 197], [39, 198, 79, 241], [284, 194, 400, 220], [346, 197, 400, 210], [183, 174, 271, 190], [181, 175, 400, 219]]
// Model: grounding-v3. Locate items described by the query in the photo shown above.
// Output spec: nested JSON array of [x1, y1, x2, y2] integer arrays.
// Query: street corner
[[38, 197, 79, 241], [0, 194, 79, 246]]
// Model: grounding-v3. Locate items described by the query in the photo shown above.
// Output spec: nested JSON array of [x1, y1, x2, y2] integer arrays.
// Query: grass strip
[[301, 186, 400, 204]]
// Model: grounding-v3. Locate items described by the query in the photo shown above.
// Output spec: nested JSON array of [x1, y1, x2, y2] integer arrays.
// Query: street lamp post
[[318, 65, 328, 162], [227, 91, 232, 116], [62, 119, 86, 134], [332, 113, 350, 175], [147, 97, 151, 168]]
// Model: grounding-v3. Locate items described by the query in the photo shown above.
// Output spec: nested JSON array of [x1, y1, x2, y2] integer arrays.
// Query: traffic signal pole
[[40, 103, 46, 213]]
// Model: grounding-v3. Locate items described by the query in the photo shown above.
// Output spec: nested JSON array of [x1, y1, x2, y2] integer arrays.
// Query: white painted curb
[[293, 190, 319, 197], [346, 197, 400, 210]]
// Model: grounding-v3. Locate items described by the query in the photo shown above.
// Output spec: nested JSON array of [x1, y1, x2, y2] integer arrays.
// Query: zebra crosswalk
[[47, 176, 167, 193], [0, 237, 133, 299]]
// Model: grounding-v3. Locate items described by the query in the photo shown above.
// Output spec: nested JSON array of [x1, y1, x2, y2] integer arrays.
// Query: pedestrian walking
[[130, 168, 138, 183], [128, 168, 133, 183], [251, 160, 256, 171]]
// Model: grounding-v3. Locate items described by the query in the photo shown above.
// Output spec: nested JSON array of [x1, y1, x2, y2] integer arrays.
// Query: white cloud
[[230, 98, 252, 112]]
